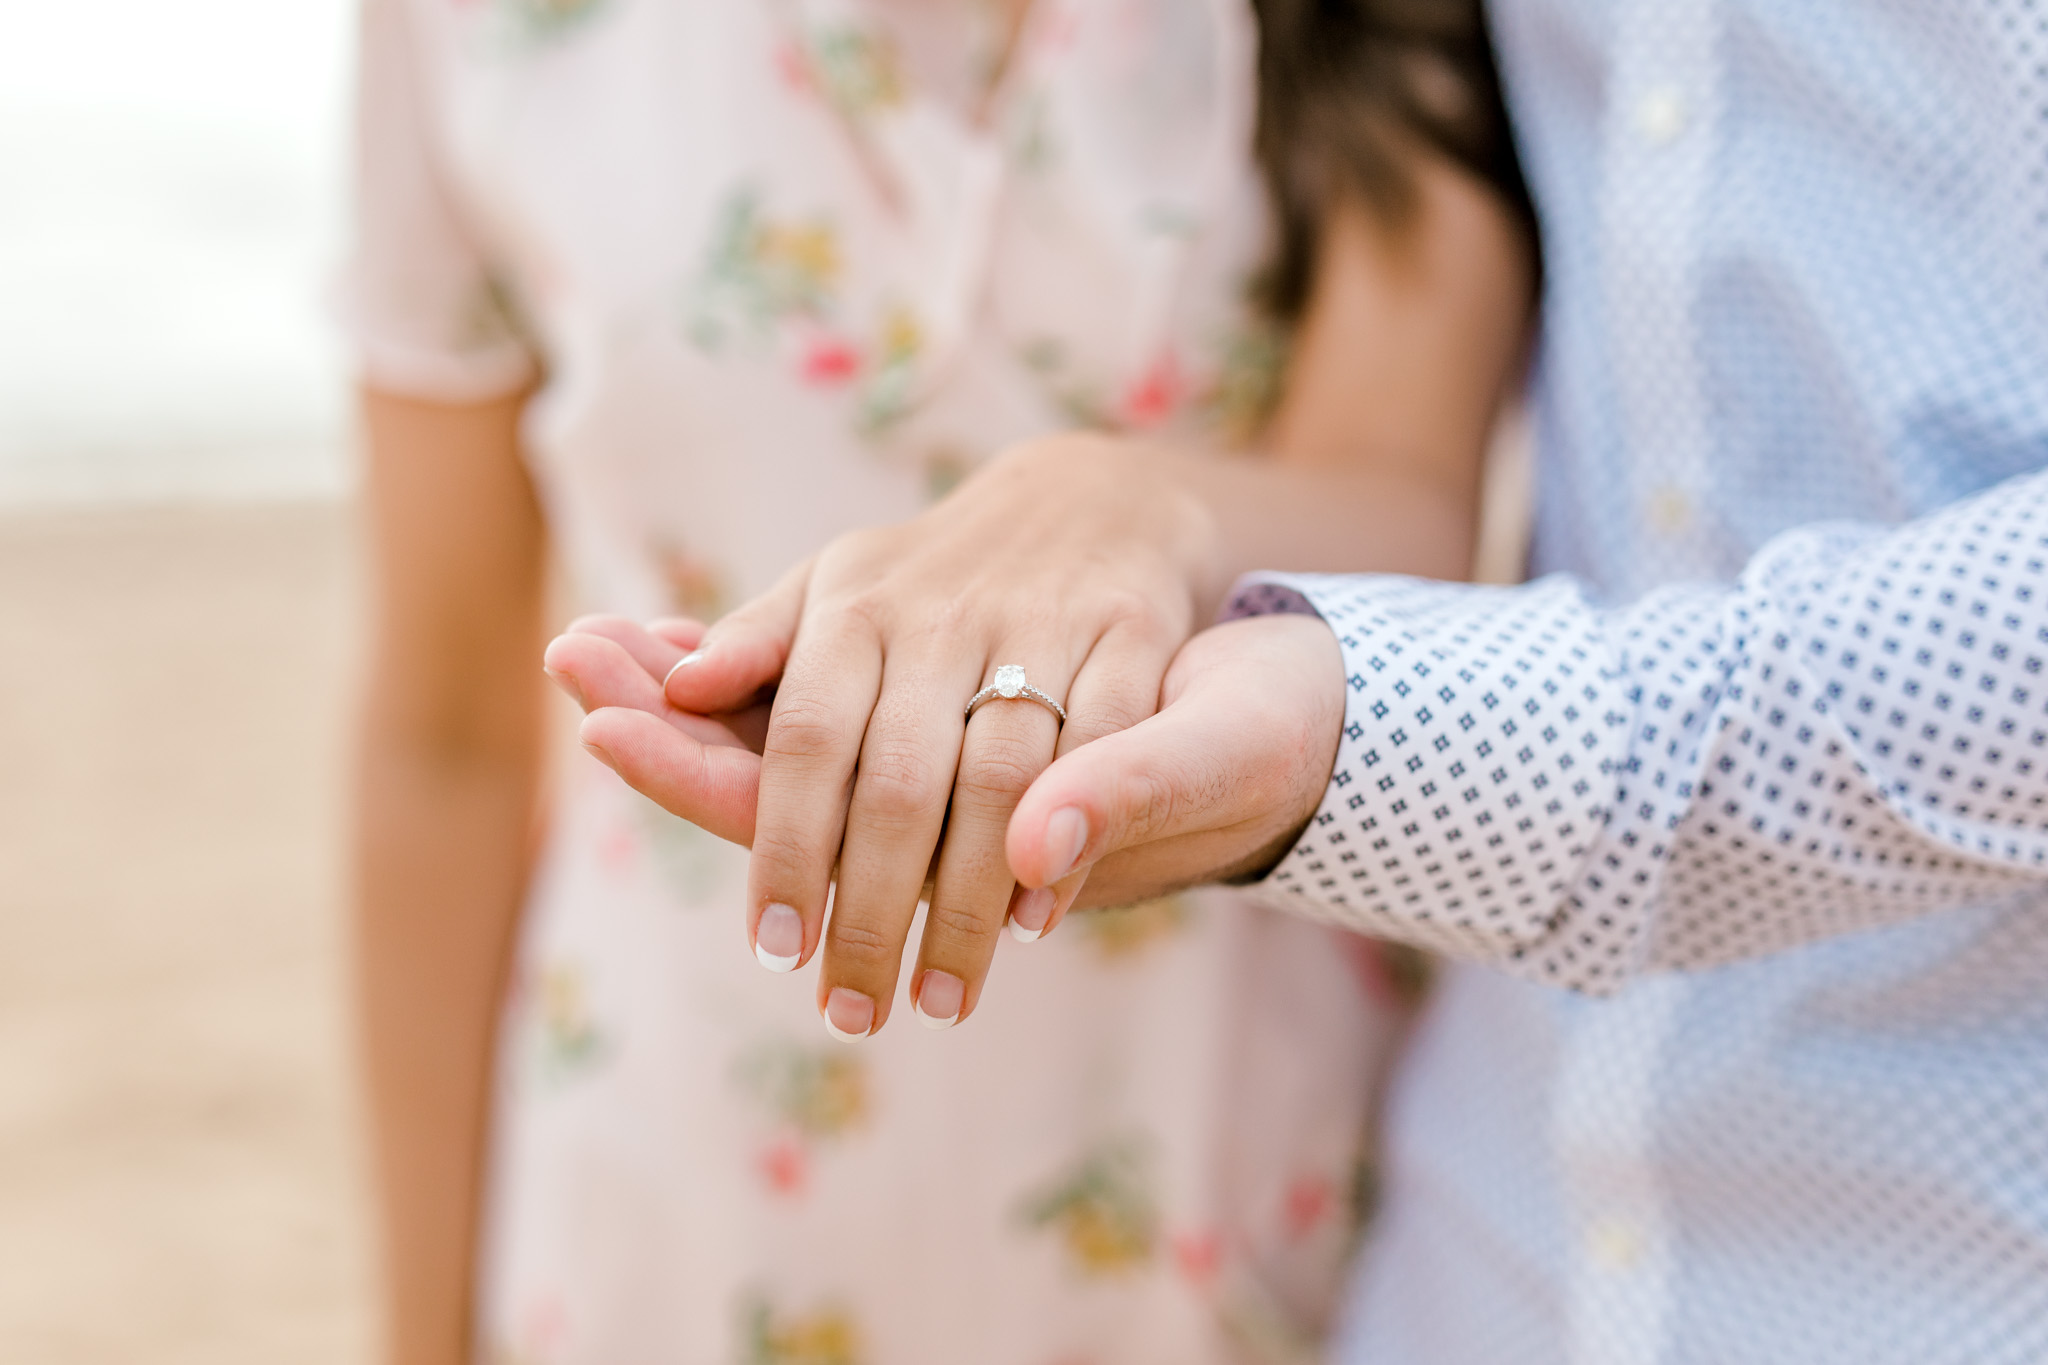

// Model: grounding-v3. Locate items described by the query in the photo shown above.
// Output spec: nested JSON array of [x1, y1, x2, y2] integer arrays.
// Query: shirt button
[[1587, 1214, 1646, 1271], [1634, 86, 1689, 145], [1647, 485, 1694, 535]]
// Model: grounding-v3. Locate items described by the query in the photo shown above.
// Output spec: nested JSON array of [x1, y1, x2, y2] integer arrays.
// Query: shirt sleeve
[[1227, 466, 2048, 994], [334, 0, 538, 401]]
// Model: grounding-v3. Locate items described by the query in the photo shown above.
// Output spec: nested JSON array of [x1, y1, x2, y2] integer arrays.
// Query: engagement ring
[[965, 664, 1067, 724]]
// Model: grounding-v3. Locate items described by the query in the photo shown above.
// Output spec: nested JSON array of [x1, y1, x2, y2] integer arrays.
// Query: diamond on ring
[[966, 665, 1066, 724]]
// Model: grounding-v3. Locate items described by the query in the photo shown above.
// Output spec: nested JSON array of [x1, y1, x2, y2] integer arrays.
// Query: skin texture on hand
[[555, 609, 1346, 978]]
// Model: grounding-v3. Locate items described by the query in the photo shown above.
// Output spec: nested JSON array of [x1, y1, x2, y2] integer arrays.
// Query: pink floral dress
[[343, 0, 1411, 1361]]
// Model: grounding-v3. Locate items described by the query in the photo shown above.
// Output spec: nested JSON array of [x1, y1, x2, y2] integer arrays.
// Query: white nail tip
[[1008, 919, 1045, 944], [914, 1002, 959, 1031], [662, 650, 707, 688], [822, 1017, 868, 1043], [754, 942, 800, 973]]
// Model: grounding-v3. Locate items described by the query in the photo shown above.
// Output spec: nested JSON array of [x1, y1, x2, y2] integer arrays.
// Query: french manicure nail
[[543, 667, 585, 708], [753, 903, 803, 972], [581, 739, 615, 770], [822, 986, 875, 1042], [913, 970, 964, 1029], [1008, 887, 1056, 943], [663, 648, 709, 688], [1043, 807, 1089, 882]]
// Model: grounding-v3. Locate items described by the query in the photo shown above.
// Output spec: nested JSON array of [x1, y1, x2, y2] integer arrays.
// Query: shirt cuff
[[1217, 570, 1624, 958]]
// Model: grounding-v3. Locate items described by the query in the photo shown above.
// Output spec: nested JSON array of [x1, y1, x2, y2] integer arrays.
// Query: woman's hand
[[601, 435, 1219, 1038], [543, 615, 771, 846]]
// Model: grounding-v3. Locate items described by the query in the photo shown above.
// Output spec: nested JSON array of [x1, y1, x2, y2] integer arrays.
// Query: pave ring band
[[965, 665, 1067, 724]]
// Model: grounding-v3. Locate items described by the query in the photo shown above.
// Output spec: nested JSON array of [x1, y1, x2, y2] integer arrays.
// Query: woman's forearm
[[1169, 163, 1535, 611], [1168, 450, 1484, 616], [354, 385, 548, 1365], [353, 702, 544, 1365]]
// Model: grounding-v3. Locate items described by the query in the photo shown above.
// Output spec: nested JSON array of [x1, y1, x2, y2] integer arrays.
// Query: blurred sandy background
[[1, 2, 378, 1360], [0, 505, 373, 1364]]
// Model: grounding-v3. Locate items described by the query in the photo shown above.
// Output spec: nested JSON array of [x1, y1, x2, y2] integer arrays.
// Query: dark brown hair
[[1249, 0, 1534, 319]]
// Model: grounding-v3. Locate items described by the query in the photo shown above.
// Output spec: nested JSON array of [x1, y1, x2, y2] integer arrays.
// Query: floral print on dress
[[653, 539, 733, 621], [486, 1295, 570, 1365], [1015, 336, 1109, 428], [687, 189, 927, 436], [529, 962, 608, 1085], [1004, 89, 1058, 173], [778, 22, 906, 125], [741, 1294, 867, 1365], [454, 272, 531, 358], [637, 802, 737, 905], [1071, 895, 1191, 961], [921, 446, 974, 502], [737, 1039, 871, 1138], [1201, 318, 1290, 446], [1018, 1138, 1160, 1275], [689, 190, 843, 350], [850, 304, 923, 433], [472, 0, 611, 46], [736, 1041, 870, 1198]]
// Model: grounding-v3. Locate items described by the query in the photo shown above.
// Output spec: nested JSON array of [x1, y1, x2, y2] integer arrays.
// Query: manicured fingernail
[[543, 666, 585, 708], [663, 649, 708, 689], [753, 903, 802, 973], [581, 739, 616, 771], [822, 987, 874, 1042], [1044, 807, 1089, 882], [913, 970, 964, 1029], [1008, 887, 1056, 943]]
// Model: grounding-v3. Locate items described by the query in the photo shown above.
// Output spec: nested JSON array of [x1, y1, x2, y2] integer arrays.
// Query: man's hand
[[1005, 610, 1346, 916]]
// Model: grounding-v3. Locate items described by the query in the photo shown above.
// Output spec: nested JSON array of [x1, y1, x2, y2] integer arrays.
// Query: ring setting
[[966, 664, 1067, 723]]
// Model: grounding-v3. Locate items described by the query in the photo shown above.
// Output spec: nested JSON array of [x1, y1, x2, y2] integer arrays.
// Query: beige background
[[0, 503, 374, 1364]]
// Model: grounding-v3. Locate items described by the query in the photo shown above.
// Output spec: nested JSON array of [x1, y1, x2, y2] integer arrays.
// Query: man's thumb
[[1005, 668, 1242, 889]]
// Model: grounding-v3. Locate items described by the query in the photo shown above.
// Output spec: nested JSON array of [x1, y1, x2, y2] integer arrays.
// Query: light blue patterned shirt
[[1237, 3, 2048, 1361]]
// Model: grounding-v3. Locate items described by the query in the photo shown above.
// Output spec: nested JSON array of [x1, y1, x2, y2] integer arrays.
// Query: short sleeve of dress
[[335, 0, 538, 402]]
